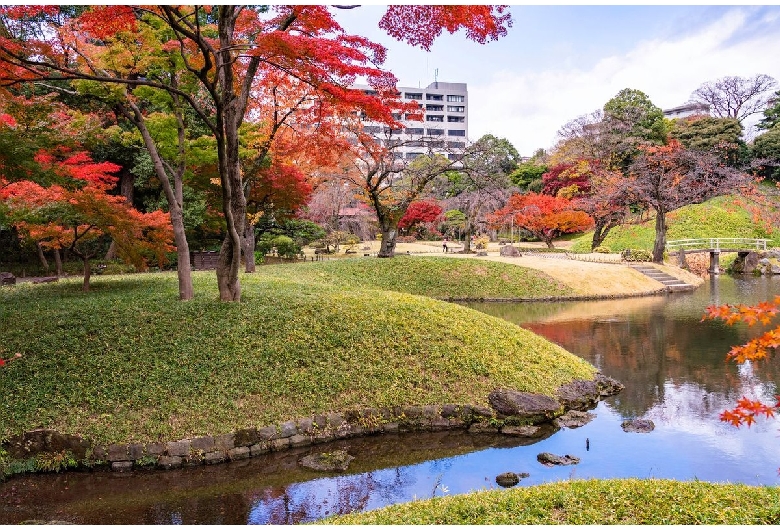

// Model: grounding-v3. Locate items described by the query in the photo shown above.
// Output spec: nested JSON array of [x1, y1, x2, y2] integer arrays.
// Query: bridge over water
[[666, 238, 770, 274]]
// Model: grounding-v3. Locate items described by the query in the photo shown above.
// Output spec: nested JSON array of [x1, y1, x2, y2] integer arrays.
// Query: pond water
[[2, 275, 779, 524]]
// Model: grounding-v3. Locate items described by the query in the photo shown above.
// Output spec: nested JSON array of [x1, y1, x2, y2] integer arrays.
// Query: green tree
[[602, 88, 667, 170], [757, 90, 780, 131], [671, 116, 747, 167], [752, 127, 780, 181]]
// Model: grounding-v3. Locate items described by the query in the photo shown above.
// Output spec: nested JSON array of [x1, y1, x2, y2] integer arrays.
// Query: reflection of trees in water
[[247, 466, 415, 524], [525, 310, 780, 419]]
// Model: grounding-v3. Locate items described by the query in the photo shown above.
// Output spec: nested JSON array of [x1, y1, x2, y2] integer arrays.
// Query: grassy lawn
[[322, 478, 780, 524], [260, 255, 570, 299], [570, 195, 780, 253], [0, 269, 594, 446]]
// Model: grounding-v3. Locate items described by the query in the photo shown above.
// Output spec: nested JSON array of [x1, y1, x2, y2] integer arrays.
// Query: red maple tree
[[488, 192, 594, 248], [398, 200, 443, 236]]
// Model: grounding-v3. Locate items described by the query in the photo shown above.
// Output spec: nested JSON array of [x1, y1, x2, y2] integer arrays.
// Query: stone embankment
[[1, 374, 623, 476]]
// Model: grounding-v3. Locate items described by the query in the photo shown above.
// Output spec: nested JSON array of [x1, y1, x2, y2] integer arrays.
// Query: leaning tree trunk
[[652, 209, 667, 263], [35, 242, 49, 272], [591, 212, 625, 250]]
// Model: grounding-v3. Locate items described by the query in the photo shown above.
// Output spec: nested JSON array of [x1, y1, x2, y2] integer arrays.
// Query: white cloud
[[470, 9, 780, 155]]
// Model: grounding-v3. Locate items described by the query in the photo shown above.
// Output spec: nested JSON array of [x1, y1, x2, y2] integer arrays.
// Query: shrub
[[397, 235, 417, 243], [593, 246, 612, 254], [621, 249, 652, 262], [257, 234, 301, 259], [474, 235, 490, 250]]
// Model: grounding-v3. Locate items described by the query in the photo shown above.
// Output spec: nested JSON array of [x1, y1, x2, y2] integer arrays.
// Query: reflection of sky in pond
[[246, 390, 779, 523]]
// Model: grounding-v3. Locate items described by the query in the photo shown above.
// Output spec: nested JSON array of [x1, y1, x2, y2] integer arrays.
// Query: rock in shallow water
[[621, 418, 655, 433], [536, 452, 580, 466], [495, 471, 530, 488], [298, 449, 354, 472]]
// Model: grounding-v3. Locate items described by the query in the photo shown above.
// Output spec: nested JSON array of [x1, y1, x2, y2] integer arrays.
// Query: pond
[[1, 275, 779, 524]]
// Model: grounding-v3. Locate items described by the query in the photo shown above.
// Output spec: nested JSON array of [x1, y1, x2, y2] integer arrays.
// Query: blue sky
[[333, 5, 780, 156]]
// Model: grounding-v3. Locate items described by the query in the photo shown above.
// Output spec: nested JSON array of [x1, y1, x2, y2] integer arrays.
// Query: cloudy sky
[[334, 5, 780, 156]]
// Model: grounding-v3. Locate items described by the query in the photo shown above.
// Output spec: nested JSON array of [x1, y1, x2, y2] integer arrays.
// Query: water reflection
[[2, 276, 779, 524]]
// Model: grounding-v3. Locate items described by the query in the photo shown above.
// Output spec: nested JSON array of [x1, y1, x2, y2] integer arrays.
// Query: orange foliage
[[703, 299, 780, 434], [488, 192, 593, 247]]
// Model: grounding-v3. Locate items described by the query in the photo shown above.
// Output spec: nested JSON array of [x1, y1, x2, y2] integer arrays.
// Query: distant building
[[355, 81, 468, 162], [663, 102, 710, 120]]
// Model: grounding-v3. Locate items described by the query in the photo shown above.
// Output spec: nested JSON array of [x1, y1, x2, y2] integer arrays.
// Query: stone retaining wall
[[1, 375, 623, 475]]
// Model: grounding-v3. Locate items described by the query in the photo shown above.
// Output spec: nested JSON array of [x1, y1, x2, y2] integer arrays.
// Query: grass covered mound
[[260, 256, 570, 299], [570, 195, 780, 253], [323, 478, 780, 524], [0, 271, 594, 445]]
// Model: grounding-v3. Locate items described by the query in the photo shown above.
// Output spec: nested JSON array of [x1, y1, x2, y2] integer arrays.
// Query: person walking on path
[[443, 238, 448, 253]]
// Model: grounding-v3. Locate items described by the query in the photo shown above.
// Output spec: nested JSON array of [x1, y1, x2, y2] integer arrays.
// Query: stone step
[[628, 264, 695, 292]]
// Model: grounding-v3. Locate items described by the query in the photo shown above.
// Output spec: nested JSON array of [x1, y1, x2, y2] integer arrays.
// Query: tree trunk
[[82, 257, 91, 292], [53, 248, 63, 277], [124, 101, 194, 301], [544, 238, 556, 249], [105, 168, 134, 261], [652, 209, 667, 263], [591, 212, 624, 250], [36, 242, 49, 272], [244, 222, 256, 273], [378, 221, 398, 258]]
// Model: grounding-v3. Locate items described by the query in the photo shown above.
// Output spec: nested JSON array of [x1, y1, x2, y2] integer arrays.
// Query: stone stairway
[[629, 264, 695, 292]]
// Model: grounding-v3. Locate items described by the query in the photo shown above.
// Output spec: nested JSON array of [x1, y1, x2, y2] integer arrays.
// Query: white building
[[356, 81, 468, 162], [663, 102, 710, 120]]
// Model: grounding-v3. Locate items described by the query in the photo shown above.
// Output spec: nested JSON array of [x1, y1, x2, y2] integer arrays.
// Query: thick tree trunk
[[652, 209, 667, 263], [544, 238, 556, 249], [170, 208, 194, 300], [244, 222, 256, 273], [105, 169, 136, 261], [378, 221, 398, 258], [463, 222, 473, 253], [591, 212, 624, 250]]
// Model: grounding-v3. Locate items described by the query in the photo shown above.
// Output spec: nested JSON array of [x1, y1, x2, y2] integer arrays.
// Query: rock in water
[[537, 452, 580, 466], [299, 450, 354, 472], [621, 419, 655, 433], [495, 472, 520, 488]]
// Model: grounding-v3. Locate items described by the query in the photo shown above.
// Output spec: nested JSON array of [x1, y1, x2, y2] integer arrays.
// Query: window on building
[[405, 92, 423, 100], [363, 126, 381, 134], [448, 129, 466, 137], [447, 141, 466, 148], [406, 152, 424, 159], [447, 116, 465, 123], [363, 89, 377, 96], [394, 152, 404, 159], [447, 95, 465, 102], [391, 113, 401, 120], [448, 153, 464, 162], [426, 104, 444, 112], [426, 94, 444, 101], [447, 105, 465, 113], [427, 128, 444, 135], [426, 115, 444, 122], [408, 141, 426, 147], [405, 127, 424, 135], [384, 127, 403, 135], [429, 140, 445, 148]]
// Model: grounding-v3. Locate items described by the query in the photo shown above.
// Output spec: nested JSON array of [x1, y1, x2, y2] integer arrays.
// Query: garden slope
[[260, 256, 571, 299], [569, 195, 780, 253], [0, 272, 594, 446]]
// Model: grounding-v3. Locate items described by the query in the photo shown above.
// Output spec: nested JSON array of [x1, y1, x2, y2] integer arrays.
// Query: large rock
[[299, 450, 354, 472], [732, 252, 760, 274], [0, 272, 15, 286], [488, 389, 562, 420], [556, 374, 623, 411], [499, 245, 521, 257], [621, 418, 655, 433], [537, 452, 580, 466]]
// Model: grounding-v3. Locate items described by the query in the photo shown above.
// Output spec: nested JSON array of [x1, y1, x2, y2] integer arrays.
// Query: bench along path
[[628, 264, 695, 292]]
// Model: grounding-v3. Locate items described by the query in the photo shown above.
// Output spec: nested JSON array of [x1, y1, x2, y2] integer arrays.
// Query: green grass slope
[[260, 256, 570, 299], [323, 478, 780, 525], [570, 195, 780, 253], [0, 271, 594, 445]]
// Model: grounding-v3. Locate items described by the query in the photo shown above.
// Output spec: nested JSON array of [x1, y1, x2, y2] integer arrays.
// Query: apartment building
[[663, 102, 710, 120], [356, 81, 469, 162]]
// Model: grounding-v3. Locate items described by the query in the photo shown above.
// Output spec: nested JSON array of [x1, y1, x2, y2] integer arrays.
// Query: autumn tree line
[[1, 6, 780, 300]]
